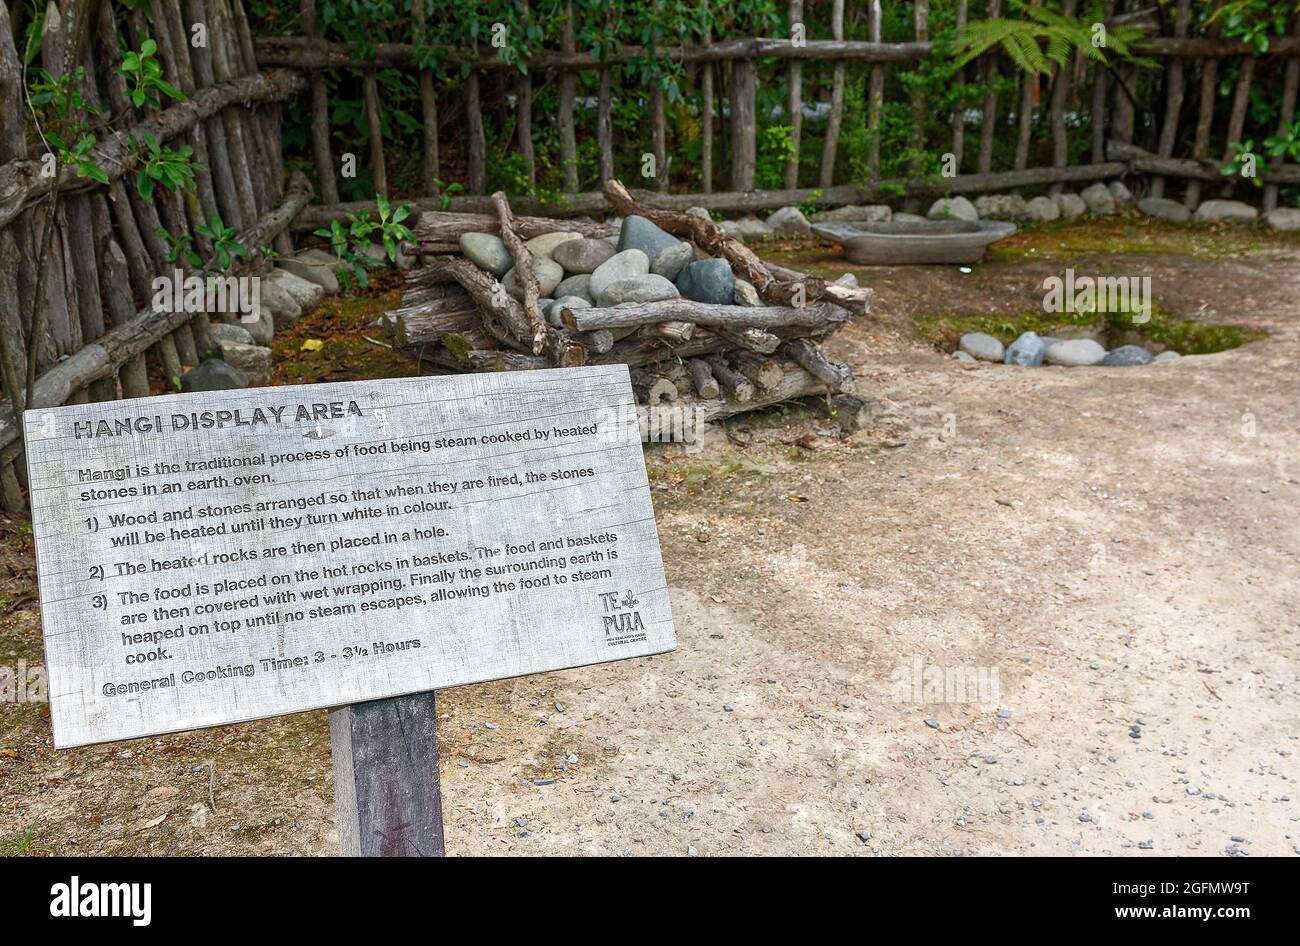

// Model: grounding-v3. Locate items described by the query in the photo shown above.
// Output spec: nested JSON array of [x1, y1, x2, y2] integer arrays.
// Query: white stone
[[927, 196, 979, 222], [1193, 200, 1258, 225]]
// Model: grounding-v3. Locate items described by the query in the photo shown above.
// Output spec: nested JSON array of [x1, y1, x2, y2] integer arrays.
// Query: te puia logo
[[49, 877, 152, 927]]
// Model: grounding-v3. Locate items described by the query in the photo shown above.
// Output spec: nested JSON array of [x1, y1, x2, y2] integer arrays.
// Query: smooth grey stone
[[278, 252, 339, 294], [257, 278, 303, 325], [237, 304, 274, 346], [1265, 207, 1300, 231], [209, 323, 255, 346], [181, 358, 248, 392], [733, 278, 762, 307], [685, 206, 713, 221], [1004, 331, 1047, 366], [595, 274, 680, 307], [459, 231, 513, 277], [589, 249, 649, 300], [267, 268, 324, 311], [218, 341, 272, 386], [675, 258, 734, 304], [650, 241, 695, 280], [892, 212, 926, 223], [766, 205, 812, 237], [1024, 196, 1060, 222], [523, 231, 581, 258], [1153, 350, 1182, 363], [502, 257, 564, 300], [617, 215, 679, 262], [926, 196, 978, 222], [1138, 197, 1191, 224], [1045, 338, 1106, 366], [958, 331, 1004, 362], [1080, 183, 1116, 215], [952, 350, 976, 363], [974, 194, 1027, 220], [811, 204, 892, 224], [1102, 344, 1154, 367], [1108, 180, 1133, 204], [1053, 193, 1087, 220], [719, 218, 775, 242], [554, 273, 593, 303], [552, 237, 616, 274], [1194, 199, 1259, 224]]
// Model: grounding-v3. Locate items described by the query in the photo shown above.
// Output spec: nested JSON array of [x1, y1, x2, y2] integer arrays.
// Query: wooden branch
[[706, 355, 755, 403], [687, 358, 720, 399], [562, 299, 845, 333], [423, 257, 585, 367], [0, 68, 305, 229], [491, 191, 547, 354], [783, 338, 852, 390], [1108, 140, 1300, 184]]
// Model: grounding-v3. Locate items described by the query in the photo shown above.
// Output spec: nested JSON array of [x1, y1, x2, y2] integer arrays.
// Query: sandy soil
[[2, 223, 1298, 857]]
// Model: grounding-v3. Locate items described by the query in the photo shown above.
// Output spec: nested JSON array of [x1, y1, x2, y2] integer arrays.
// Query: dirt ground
[[2, 218, 1298, 857]]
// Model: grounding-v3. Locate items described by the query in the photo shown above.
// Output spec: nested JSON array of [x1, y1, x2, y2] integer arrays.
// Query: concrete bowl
[[811, 219, 1017, 265]]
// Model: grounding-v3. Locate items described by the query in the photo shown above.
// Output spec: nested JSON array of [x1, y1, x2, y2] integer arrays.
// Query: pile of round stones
[[953, 331, 1182, 368]]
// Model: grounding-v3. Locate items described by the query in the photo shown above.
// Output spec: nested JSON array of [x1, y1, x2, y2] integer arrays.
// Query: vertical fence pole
[[785, 0, 802, 190], [557, 1, 578, 193], [820, 0, 845, 189], [977, 0, 1002, 173]]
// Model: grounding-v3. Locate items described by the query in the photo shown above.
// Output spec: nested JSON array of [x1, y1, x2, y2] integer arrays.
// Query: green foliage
[[156, 226, 202, 269], [1263, 118, 1300, 163], [119, 38, 184, 110], [196, 215, 248, 271], [129, 133, 203, 202], [755, 125, 794, 190], [952, 1, 1152, 73], [1222, 139, 1263, 186], [1208, 0, 1300, 54], [313, 195, 414, 290]]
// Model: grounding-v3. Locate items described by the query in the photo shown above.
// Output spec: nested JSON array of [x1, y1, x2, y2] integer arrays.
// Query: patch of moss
[[916, 302, 1265, 356]]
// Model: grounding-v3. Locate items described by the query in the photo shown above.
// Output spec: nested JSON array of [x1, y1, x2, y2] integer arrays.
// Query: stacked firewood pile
[[385, 180, 874, 431]]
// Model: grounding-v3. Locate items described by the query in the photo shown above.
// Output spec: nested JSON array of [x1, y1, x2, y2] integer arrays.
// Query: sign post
[[24, 366, 675, 856], [329, 692, 444, 857]]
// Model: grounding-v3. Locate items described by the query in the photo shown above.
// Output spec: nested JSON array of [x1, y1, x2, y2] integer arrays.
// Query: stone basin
[[811, 219, 1017, 265]]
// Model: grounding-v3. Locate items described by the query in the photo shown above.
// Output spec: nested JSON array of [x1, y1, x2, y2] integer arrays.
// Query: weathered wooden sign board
[[25, 366, 676, 752]]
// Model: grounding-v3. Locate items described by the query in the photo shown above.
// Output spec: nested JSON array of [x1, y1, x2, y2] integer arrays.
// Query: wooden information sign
[[25, 366, 676, 853]]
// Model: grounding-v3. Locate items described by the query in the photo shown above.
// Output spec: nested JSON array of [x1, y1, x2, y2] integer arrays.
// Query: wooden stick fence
[[252, 10, 1300, 225], [0, 0, 302, 512]]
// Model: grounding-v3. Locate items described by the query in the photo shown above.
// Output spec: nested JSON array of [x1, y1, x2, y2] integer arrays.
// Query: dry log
[[562, 299, 845, 333], [407, 210, 614, 244], [633, 375, 679, 406], [733, 351, 784, 391], [697, 363, 829, 422], [719, 327, 781, 354], [491, 191, 547, 354], [422, 257, 585, 367], [783, 338, 851, 390], [810, 392, 872, 433], [642, 321, 696, 345], [706, 355, 755, 403], [687, 358, 720, 399], [573, 330, 614, 354]]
